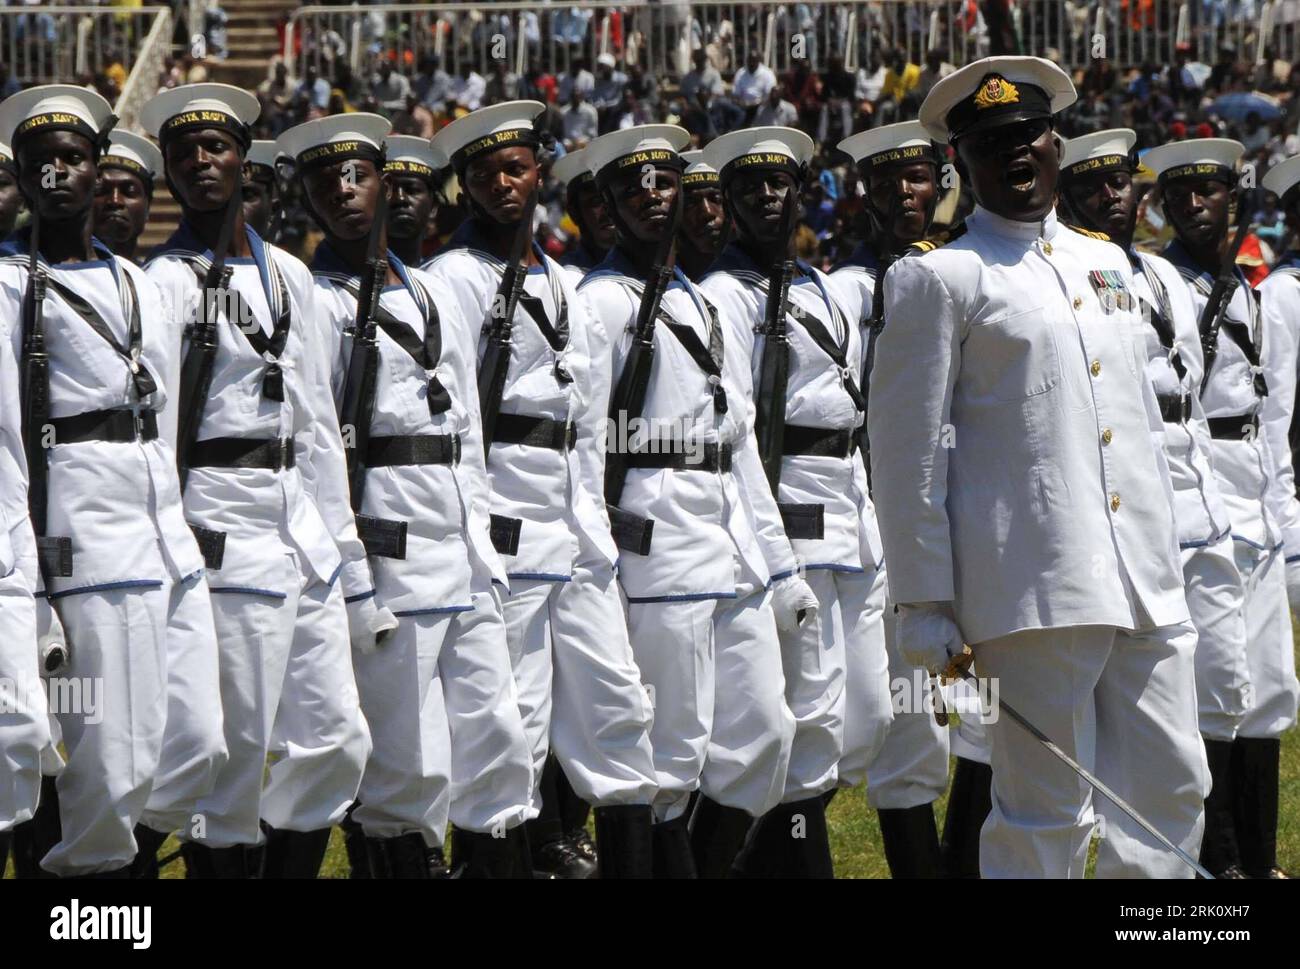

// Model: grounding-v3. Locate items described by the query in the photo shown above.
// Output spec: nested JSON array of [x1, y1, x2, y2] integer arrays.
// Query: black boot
[[688, 795, 753, 878], [180, 841, 257, 878], [340, 803, 370, 879], [593, 805, 652, 878], [556, 765, 594, 863], [364, 836, 392, 879], [426, 844, 452, 879], [651, 813, 698, 879], [940, 757, 993, 878], [527, 757, 593, 878], [1200, 737, 1243, 877], [0, 830, 8, 872], [878, 804, 943, 878], [129, 824, 170, 879], [10, 774, 61, 879], [743, 797, 835, 878], [450, 826, 531, 878], [261, 827, 331, 879], [372, 833, 431, 879], [1233, 737, 1286, 878]]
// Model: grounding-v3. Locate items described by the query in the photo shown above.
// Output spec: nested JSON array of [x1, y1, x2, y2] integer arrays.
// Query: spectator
[[591, 53, 627, 132], [755, 85, 798, 127], [295, 63, 331, 114], [203, 0, 229, 61], [485, 60, 521, 106], [1241, 112, 1269, 153], [680, 48, 724, 105], [450, 66, 486, 113], [257, 58, 294, 136], [786, 57, 823, 131], [817, 54, 855, 143], [560, 88, 599, 149], [732, 48, 777, 113], [681, 87, 745, 143], [625, 62, 660, 117], [391, 92, 436, 139], [557, 59, 595, 104], [914, 48, 955, 102], [875, 48, 920, 124], [371, 61, 412, 115], [414, 55, 452, 113]]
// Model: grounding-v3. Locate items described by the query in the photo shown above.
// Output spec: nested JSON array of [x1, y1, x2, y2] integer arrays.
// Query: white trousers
[[501, 560, 657, 809], [1181, 537, 1251, 741], [975, 622, 1208, 879], [838, 565, 893, 787], [780, 567, 891, 797], [140, 570, 227, 835], [42, 583, 169, 876], [626, 581, 794, 821], [190, 555, 370, 847], [1233, 543, 1300, 739], [0, 570, 49, 832], [864, 596, 950, 810], [352, 590, 535, 843]]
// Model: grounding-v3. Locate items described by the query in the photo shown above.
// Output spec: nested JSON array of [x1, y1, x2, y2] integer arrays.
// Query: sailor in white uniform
[[423, 101, 659, 878], [577, 125, 807, 877], [0, 86, 215, 877], [872, 57, 1207, 878], [551, 146, 614, 285], [93, 130, 162, 264], [831, 119, 989, 879], [241, 140, 282, 242], [676, 150, 728, 282], [1232, 151, 1300, 878], [694, 126, 880, 877], [1058, 131, 1264, 879], [279, 115, 536, 877], [381, 135, 441, 272], [142, 83, 372, 878]]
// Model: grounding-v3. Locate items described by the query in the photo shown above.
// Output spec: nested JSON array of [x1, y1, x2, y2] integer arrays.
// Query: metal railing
[[115, 6, 175, 134], [284, 1, 1300, 87], [0, 5, 167, 87]]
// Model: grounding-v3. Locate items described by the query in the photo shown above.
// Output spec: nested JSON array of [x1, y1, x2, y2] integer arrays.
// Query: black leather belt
[[367, 434, 461, 466], [782, 424, 856, 458], [1157, 393, 1191, 424], [1207, 414, 1260, 441], [50, 409, 158, 444], [626, 442, 733, 473], [190, 437, 297, 470], [492, 414, 576, 451]]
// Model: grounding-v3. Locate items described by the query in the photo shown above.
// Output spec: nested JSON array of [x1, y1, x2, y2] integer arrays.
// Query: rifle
[[753, 192, 799, 494], [339, 180, 390, 513], [20, 211, 73, 582], [477, 190, 538, 457], [603, 194, 682, 555], [177, 184, 241, 492], [1198, 199, 1252, 397]]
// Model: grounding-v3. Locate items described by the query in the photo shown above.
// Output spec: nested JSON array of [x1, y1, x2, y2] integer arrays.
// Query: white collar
[[968, 205, 1060, 242]]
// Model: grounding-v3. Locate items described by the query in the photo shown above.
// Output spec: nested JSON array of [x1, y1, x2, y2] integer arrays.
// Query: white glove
[[770, 574, 819, 633], [1286, 559, 1300, 615], [36, 596, 70, 676], [896, 602, 964, 675], [347, 595, 400, 654]]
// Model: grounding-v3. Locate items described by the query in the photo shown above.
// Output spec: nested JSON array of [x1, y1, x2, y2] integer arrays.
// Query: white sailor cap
[[0, 84, 116, 157], [680, 150, 720, 189], [1059, 128, 1137, 180], [586, 124, 690, 189], [918, 55, 1075, 143], [384, 134, 439, 182], [703, 126, 815, 189], [551, 148, 592, 188], [0, 140, 13, 174], [1263, 155, 1300, 204], [245, 139, 282, 178], [276, 113, 391, 174], [431, 100, 545, 174], [1142, 138, 1244, 185], [141, 83, 260, 150], [838, 121, 938, 172], [100, 130, 163, 185]]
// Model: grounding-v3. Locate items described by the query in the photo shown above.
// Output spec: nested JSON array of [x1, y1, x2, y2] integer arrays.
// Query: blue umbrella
[[1208, 91, 1282, 122]]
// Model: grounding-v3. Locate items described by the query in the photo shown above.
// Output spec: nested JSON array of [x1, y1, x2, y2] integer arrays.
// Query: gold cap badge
[[973, 76, 1020, 111]]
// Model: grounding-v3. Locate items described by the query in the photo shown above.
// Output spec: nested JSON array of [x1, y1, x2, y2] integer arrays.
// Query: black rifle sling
[[1131, 253, 1187, 382], [43, 271, 158, 399], [651, 285, 728, 414], [187, 256, 291, 401], [334, 275, 451, 414]]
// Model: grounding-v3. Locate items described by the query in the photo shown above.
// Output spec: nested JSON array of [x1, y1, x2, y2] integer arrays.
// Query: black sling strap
[[44, 270, 158, 399], [660, 293, 728, 415], [187, 256, 292, 400], [1131, 252, 1187, 382]]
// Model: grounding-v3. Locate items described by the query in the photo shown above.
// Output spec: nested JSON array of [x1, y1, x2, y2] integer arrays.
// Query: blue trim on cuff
[[625, 591, 739, 604], [769, 568, 797, 582], [506, 572, 572, 583], [47, 579, 164, 601], [394, 604, 475, 617], [1286, 554, 1300, 564], [208, 585, 290, 600], [1231, 533, 1286, 552], [802, 563, 867, 574], [344, 589, 377, 605]]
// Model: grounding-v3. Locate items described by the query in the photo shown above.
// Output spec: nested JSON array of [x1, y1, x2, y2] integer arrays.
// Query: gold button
[[1102, 428, 1113, 445], [1073, 296, 1083, 310], [1090, 360, 1102, 377], [1043, 242, 1053, 255], [1110, 493, 1121, 512]]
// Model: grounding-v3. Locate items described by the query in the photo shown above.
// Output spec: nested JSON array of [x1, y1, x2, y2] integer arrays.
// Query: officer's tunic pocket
[[964, 305, 1060, 402]]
